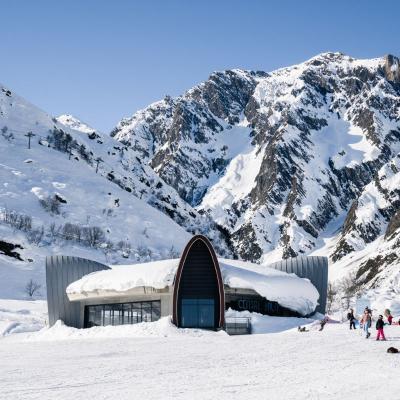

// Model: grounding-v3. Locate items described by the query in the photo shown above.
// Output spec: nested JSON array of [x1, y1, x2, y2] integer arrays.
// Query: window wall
[[84, 300, 161, 328], [181, 298, 215, 328]]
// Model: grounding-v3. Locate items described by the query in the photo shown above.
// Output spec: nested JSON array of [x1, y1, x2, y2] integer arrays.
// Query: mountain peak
[[57, 114, 98, 134]]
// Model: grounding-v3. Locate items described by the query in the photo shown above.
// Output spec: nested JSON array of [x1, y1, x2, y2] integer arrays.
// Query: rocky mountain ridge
[[111, 52, 400, 291], [1, 52, 400, 297]]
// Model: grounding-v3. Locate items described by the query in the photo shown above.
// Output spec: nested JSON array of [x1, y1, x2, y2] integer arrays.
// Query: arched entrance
[[172, 235, 224, 329]]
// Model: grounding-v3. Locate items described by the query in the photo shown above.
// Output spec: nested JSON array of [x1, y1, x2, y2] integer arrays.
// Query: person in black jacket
[[376, 315, 386, 341], [347, 308, 356, 330]]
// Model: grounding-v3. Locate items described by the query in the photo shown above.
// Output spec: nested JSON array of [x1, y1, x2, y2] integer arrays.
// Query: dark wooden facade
[[172, 235, 225, 329]]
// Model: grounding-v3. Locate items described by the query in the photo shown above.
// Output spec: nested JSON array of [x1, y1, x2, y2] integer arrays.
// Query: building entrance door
[[181, 299, 215, 328]]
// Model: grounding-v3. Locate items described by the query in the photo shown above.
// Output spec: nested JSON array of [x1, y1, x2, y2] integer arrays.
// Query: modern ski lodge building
[[46, 235, 328, 333]]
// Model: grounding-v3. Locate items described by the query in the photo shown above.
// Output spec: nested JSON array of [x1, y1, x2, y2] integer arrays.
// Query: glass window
[[94, 305, 103, 326], [151, 302, 161, 322], [104, 305, 112, 326], [85, 300, 161, 328], [142, 302, 152, 322], [132, 303, 142, 324], [181, 299, 214, 328], [198, 300, 214, 328], [123, 303, 132, 325], [113, 304, 124, 326]]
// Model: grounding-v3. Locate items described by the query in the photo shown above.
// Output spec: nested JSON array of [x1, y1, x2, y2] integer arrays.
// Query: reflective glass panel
[[85, 301, 161, 327], [181, 299, 214, 328]]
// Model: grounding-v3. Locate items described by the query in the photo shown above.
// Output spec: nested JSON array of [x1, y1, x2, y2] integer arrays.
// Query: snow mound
[[66, 258, 320, 316], [0, 299, 47, 336], [24, 317, 227, 342], [67, 259, 179, 294], [225, 308, 319, 334], [220, 260, 319, 315]]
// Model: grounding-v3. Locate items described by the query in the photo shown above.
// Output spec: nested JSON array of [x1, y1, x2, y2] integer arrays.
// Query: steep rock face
[[332, 153, 400, 261], [111, 70, 265, 206], [237, 53, 400, 262], [383, 54, 400, 83], [80, 52, 400, 292], [113, 52, 400, 271]]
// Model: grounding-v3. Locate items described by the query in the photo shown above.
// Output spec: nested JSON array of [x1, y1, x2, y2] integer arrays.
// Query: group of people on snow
[[347, 307, 396, 341]]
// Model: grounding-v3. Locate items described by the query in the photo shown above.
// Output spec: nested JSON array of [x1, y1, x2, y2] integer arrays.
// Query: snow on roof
[[66, 258, 319, 316]]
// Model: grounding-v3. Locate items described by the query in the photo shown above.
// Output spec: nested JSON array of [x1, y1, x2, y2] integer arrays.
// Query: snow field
[[0, 299, 47, 336], [1, 321, 400, 400]]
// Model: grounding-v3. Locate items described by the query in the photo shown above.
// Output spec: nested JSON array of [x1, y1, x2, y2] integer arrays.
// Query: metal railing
[[224, 316, 251, 335]]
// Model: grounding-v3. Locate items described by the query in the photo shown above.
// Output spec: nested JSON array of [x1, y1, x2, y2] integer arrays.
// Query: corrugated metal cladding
[[46, 255, 110, 327], [268, 256, 328, 314]]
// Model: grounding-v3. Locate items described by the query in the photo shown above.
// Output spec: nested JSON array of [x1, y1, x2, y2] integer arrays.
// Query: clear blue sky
[[1, 0, 399, 132]]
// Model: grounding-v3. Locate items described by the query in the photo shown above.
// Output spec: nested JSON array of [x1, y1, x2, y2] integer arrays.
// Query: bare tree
[[137, 245, 152, 259], [1, 126, 14, 141], [83, 226, 105, 247], [338, 272, 359, 310], [101, 240, 114, 262], [48, 222, 60, 239], [27, 226, 44, 245], [326, 282, 338, 314], [168, 245, 180, 259], [39, 195, 61, 215], [2, 209, 32, 231], [25, 279, 41, 298]]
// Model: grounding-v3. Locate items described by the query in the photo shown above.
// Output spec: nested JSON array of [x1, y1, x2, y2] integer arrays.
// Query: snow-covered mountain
[[111, 52, 400, 293], [1, 52, 400, 300], [56, 114, 99, 134], [0, 83, 231, 297]]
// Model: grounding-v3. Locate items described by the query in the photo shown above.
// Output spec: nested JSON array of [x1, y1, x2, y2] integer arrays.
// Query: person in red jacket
[[387, 314, 393, 325], [376, 315, 386, 341]]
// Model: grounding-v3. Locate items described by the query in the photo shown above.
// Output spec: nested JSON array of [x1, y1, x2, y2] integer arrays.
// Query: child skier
[[376, 315, 386, 341]]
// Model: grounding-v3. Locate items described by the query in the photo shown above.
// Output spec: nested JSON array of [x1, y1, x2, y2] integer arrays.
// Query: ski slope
[[1, 320, 400, 400]]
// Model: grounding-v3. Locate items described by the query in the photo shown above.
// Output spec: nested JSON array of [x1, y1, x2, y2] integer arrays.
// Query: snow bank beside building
[[23, 317, 226, 342], [0, 299, 47, 336], [67, 258, 320, 316], [22, 312, 320, 342]]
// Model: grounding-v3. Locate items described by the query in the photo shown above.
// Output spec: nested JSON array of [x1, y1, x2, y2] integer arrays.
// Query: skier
[[347, 308, 356, 330], [360, 309, 371, 338], [376, 315, 386, 341], [319, 316, 328, 331]]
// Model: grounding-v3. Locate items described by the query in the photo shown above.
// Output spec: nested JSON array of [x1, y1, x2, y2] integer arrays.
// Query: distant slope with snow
[[1, 52, 400, 302], [112, 52, 400, 296], [0, 84, 206, 298]]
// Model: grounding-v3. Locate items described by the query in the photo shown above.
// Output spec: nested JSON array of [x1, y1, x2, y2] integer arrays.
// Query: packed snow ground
[[0, 299, 47, 336], [1, 319, 400, 400]]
